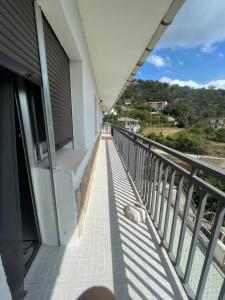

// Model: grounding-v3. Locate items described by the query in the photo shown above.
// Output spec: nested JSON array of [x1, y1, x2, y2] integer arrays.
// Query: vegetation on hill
[[145, 126, 225, 155], [108, 80, 225, 216], [120, 79, 225, 127], [104, 79, 225, 156], [113, 79, 225, 156]]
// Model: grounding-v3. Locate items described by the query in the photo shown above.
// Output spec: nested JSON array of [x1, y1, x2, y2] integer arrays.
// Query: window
[[25, 81, 48, 162]]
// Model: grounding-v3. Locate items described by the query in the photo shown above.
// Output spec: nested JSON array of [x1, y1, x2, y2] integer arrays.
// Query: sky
[[136, 0, 225, 89]]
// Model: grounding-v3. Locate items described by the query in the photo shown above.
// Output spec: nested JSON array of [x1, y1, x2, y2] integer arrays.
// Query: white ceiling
[[77, 0, 180, 111]]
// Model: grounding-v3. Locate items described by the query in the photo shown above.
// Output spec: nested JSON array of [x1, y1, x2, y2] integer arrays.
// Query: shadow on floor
[[106, 140, 183, 300]]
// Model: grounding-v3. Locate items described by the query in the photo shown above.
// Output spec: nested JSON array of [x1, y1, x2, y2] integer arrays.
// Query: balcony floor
[[24, 140, 184, 300]]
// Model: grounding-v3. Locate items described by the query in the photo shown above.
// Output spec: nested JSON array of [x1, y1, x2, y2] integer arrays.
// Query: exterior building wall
[[38, 0, 102, 246], [208, 118, 224, 129], [123, 121, 140, 133], [147, 101, 168, 110]]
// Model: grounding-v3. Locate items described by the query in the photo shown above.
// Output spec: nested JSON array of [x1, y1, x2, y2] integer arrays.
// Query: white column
[[70, 61, 86, 150]]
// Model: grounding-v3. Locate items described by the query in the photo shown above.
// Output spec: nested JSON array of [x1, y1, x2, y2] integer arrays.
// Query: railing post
[[158, 166, 169, 235], [176, 169, 197, 267], [196, 203, 225, 300], [133, 136, 138, 182], [184, 192, 208, 285], [163, 170, 176, 243], [168, 175, 184, 254], [154, 161, 164, 224]]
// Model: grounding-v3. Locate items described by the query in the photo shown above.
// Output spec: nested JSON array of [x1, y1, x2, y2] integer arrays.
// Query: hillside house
[[146, 100, 168, 110], [208, 117, 224, 129], [118, 117, 140, 133]]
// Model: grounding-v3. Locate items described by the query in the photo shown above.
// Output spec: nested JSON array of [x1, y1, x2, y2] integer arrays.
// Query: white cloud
[[159, 77, 225, 89], [219, 53, 224, 58], [158, 0, 225, 49], [200, 44, 217, 53], [147, 55, 168, 68]]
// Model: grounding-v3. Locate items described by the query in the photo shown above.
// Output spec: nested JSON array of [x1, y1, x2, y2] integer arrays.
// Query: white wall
[[40, 0, 102, 245], [70, 61, 86, 150]]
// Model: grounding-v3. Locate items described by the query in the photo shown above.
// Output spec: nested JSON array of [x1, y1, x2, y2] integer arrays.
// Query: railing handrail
[[112, 124, 225, 181]]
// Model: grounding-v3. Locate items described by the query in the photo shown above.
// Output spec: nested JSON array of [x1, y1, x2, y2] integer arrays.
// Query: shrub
[[215, 128, 225, 143]]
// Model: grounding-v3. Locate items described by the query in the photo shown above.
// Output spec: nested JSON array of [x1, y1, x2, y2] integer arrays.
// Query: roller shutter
[[0, 0, 41, 82], [43, 15, 73, 148]]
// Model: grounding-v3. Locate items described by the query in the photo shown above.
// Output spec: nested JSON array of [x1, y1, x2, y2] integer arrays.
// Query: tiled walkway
[[24, 140, 183, 300]]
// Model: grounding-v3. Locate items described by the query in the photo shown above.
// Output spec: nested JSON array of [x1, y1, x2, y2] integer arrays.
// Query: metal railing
[[112, 125, 225, 300], [101, 124, 112, 139]]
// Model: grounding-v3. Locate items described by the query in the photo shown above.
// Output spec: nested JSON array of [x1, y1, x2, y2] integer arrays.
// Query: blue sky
[[136, 0, 225, 89]]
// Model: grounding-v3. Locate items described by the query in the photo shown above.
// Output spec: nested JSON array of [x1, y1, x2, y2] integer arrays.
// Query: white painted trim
[[70, 61, 86, 150]]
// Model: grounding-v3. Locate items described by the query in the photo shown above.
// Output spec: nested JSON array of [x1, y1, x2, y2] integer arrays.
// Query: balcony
[[24, 126, 225, 300]]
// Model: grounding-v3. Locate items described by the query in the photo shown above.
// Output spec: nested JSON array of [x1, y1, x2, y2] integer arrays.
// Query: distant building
[[208, 117, 224, 129], [110, 108, 117, 115], [146, 100, 168, 110], [118, 117, 140, 133]]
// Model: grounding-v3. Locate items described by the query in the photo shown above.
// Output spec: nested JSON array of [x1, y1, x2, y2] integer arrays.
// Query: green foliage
[[147, 130, 207, 154], [214, 128, 225, 142], [103, 114, 118, 124], [170, 131, 206, 154], [147, 132, 167, 144], [119, 80, 225, 125]]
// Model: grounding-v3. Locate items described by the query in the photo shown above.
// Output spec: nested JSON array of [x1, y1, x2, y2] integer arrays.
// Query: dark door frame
[[15, 77, 42, 271]]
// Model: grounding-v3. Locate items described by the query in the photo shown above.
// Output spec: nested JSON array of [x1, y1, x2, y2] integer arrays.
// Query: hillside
[[119, 80, 225, 126]]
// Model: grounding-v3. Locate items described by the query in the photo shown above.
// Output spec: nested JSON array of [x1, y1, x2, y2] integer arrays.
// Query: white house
[[208, 117, 224, 129], [119, 117, 140, 133], [146, 100, 168, 110]]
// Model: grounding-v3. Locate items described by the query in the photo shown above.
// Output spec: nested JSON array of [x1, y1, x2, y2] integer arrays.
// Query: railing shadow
[[106, 140, 183, 300]]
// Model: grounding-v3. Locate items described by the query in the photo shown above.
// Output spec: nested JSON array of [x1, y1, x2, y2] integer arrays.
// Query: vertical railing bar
[[130, 141, 133, 177], [154, 161, 164, 223], [143, 151, 152, 204], [139, 146, 144, 195], [137, 145, 142, 191], [146, 155, 156, 211], [158, 166, 169, 233], [140, 147, 145, 196], [143, 151, 150, 202], [140, 146, 144, 193], [138, 145, 142, 190], [135, 142, 139, 184], [141, 149, 147, 196], [132, 141, 135, 179], [176, 169, 197, 266], [168, 175, 184, 253], [150, 158, 159, 217], [196, 203, 225, 300], [134, 140, 138, 183], [126, 136, 129, 166], [184, 191, 208, 284], [218, 279, 225, 300], [163, 170, 176, 242], [127, 138, 131, 171]]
